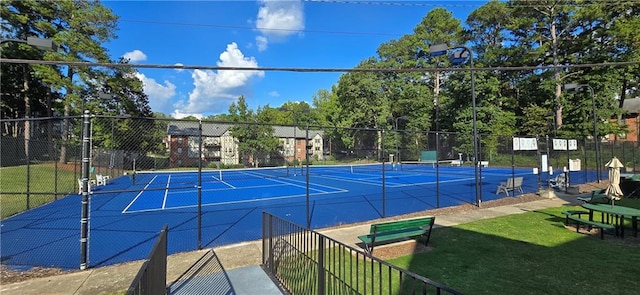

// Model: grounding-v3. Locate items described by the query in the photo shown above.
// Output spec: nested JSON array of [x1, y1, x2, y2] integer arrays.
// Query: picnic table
[[581, 203, 640, 238]]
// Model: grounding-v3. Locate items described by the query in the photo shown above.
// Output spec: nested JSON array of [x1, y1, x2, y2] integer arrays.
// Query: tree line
[[208, 1, 640, 161], [1, 0, 639, 164]]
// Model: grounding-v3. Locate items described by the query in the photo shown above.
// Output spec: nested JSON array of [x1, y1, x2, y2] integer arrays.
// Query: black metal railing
[[127, 224, 169, 295], [262, 212, 463, 295]]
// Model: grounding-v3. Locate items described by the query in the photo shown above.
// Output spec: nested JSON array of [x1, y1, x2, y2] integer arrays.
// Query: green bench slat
[[358, 217, 435, 254], [565, 214, 616, 239], [567, 216, 615, 229], [561, 210, 589, 216], [368, 217, 435, 233], [358, 228, 427, 244]]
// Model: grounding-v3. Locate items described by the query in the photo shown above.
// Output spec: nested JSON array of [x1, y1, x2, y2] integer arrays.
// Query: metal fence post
[[305, 126, 310, 229], [511, 136, 515, 197], [80, 110, 91, 270], [317, 234, 325, 295], [381, 128, 386, 218], [268, 214, 274, 273], [536, 135, 542, 191], [54, 135, 59, 200], [197, 119, 202, 250], [436, 131, 441, 208], [477, 133, 483, 207], [26, 117, 31, 209]]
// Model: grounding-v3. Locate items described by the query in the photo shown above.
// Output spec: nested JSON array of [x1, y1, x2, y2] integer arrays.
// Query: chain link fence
[[4, 115, 638, 219], [2, 115, 639, 268]]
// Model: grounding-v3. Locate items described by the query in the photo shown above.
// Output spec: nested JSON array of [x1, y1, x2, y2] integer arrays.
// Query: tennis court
[[0, 163, 595, 269]]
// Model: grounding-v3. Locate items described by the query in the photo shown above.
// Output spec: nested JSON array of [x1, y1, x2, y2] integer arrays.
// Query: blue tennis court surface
[[0, 164, 597, 269]]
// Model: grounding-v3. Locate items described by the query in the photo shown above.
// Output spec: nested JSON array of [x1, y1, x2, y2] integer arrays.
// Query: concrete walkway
[[0, 194, 577, 295]]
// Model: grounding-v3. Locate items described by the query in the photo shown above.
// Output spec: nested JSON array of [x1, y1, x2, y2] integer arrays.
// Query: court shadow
[[168, 249, 235, 295]]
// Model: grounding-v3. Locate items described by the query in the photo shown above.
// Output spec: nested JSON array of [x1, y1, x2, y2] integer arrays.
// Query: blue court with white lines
[[0, 164, 596, 269]]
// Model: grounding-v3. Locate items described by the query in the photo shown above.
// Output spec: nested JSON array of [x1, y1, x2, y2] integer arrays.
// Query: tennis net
[[304, 163, 386, 176], [133, 165, 290, 186], [398, 160, 477, 176]]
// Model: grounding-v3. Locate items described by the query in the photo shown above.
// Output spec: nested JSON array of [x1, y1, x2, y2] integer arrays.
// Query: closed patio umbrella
[[604, 157, 624, 207]]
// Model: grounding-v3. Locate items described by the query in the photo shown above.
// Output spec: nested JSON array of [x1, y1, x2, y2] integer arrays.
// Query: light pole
[[429, 43, 480, 207], [564, 83, 600, 182], [388, 116, 408, 164]]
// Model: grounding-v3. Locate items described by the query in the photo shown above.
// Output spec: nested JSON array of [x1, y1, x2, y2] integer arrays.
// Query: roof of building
[[167, 121, 323, 139], [622, 97, 640, 114]]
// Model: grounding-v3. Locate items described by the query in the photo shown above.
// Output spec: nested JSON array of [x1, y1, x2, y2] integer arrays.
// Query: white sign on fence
[[552, 139, 578, 151], [512, 137, 538, 151]]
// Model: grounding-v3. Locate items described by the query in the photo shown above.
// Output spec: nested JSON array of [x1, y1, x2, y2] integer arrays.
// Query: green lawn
[[0, 163, 78, 218], [388, 205, 640, 294]]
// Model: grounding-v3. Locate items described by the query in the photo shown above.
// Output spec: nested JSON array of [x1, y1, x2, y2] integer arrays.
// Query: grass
[[0, 163, 78, 218], [388, 205, 640, 294]]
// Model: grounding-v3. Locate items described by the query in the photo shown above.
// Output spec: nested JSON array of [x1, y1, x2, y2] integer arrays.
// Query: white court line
[[312, 173, 386, 187], [125, 171, 351, 214], [387, 177, 477, 187], [124, 190, 341, 214], [245, 173, 330, 193], [122, 175, 158, 213], [283, 177, 349, 193], [161, 175, 171, 209], [312, 171, 481, 188], [218, 177, 236, 189], [167, 183, 286, 195]]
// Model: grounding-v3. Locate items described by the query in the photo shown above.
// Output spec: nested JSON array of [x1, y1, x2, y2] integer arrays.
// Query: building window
[[315, 138, 320, 144]]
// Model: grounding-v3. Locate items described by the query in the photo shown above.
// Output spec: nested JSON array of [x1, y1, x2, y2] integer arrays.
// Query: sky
[[103, 0, 484, 118]]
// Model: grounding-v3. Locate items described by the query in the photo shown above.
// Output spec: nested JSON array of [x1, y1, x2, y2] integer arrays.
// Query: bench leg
[[363, 243, 373, 255]]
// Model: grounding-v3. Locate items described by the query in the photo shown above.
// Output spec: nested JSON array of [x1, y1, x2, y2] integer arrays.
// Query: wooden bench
[[561, 210, 615, 239], [496, 177, 524, 195], [357, 216, 435, 254]]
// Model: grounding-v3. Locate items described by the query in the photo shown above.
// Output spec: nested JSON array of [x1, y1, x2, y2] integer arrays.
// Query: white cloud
[[255, 0, 304, 49], [182, 42, 264, 114], [135, 72, 177, 114], [123, 50, 147, 63], [268, 91, 280, 97], [256, 36, 269, 51], [174, 63, 185, 72], [171, 110, 202, 119]]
